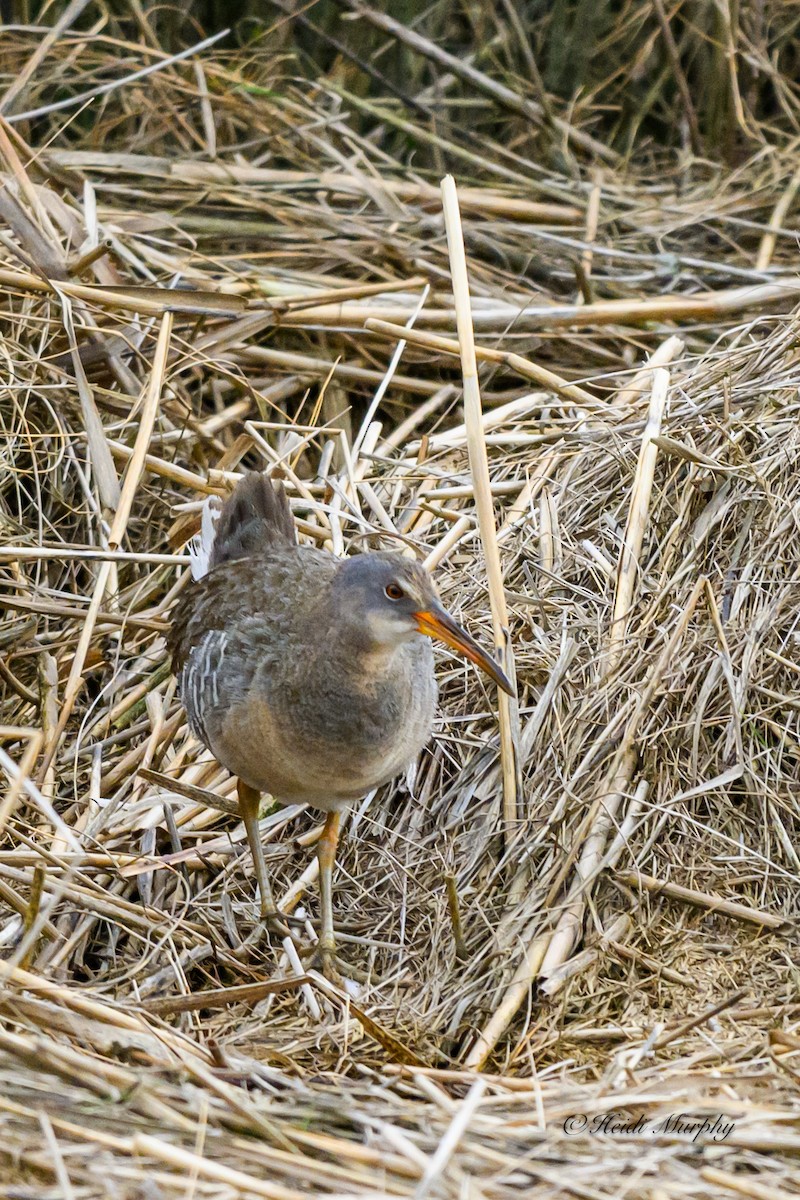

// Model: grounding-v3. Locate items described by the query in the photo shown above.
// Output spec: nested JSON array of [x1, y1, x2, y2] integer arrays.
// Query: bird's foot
[[237, 907, 304, 954], [301, 941, 367, 985], [262, 907, 305, 942], [303, 941, 343, 983]]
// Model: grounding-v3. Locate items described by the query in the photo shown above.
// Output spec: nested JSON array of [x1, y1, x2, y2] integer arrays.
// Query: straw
[[1, 14, 800, 1197], [440, 174, 520, 828]]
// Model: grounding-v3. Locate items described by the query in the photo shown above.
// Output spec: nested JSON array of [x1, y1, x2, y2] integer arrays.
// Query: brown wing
[[168, 546, 337, 739]]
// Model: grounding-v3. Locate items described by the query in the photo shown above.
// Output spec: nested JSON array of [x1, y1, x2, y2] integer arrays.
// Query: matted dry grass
[[3, 10, 800, 1198]]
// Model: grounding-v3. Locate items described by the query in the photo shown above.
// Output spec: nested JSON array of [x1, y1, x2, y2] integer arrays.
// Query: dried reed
[[1, 8, 800, 1197]]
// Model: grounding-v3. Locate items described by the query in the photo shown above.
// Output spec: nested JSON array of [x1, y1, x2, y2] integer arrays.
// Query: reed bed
[[2, 7, 800, 1197]]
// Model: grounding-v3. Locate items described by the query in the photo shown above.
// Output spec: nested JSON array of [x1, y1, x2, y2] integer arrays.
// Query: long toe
[[236, 909, 304, 954], [305, 944, 344, 985], [302, 942, 367, 985], [266, 905, 307, 932], [263, 907, 306, 946]]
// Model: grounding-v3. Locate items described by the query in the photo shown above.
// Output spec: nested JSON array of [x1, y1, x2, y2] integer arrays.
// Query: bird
[[168, 471, 512, 978]]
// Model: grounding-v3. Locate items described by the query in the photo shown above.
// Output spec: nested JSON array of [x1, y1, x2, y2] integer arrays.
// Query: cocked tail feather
[[189, 472, 296, 582]]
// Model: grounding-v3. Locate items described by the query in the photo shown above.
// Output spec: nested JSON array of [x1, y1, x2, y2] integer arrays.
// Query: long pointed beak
[[414, 604, 514, 695]]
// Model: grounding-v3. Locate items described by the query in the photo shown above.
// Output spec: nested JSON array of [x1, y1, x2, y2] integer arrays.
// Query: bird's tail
[[189, 472, 296, 580]]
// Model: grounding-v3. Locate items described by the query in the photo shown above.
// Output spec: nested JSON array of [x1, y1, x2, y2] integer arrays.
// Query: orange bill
[[414, 604, 514, 695]]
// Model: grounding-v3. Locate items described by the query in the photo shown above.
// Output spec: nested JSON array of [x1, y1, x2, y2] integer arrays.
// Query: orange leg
[[302, 812, 367, 982], [316, 809, 341, 956]]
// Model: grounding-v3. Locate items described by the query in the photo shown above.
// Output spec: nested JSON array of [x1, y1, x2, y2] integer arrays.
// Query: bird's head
[[331, 552, 512, 694]]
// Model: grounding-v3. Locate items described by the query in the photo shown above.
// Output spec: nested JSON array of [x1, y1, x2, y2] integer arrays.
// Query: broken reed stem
[[549, 576, 706, 910], [130, 1133, 305, 1200], [0, 741, 80, 850], [466, 577, 706, 1069], [19, 865, 45, 969], [37, 313, 174, 784], [604, 366, 669, 676], [538, 487, 557, 586], [51, 150, 584, 221], [108, 313, 174, 549], [415, 1076, 487, 1198], [583, 176, 601, 272], [0, 728, 42, 839], [613, 334, 684, 407], [0, 253, 797, 328], [617, 870, 786, 929], [365, 318, 598, 408], [265, 282, 800, 330], [756, 164, 800, 271], [0, 547, 187, 565], [38, 654, 58, 809], [445, 873, 468, 961], [141, 976, 311, 1015], [463, 933, 550, 1070], [57, 293, 120, 513], [537, 747, 637, 983], [440, 174, 520, 829]]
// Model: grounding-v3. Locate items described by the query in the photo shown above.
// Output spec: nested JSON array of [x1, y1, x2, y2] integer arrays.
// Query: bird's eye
[[385, 582, 405, 601]]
